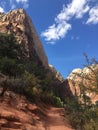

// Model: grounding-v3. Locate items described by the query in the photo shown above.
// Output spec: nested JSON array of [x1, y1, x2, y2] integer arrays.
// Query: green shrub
[[0, 57, 25, 77], [52, 96, 64, 108], [41, 91, 64, 107], [64, 55, 98, 130]]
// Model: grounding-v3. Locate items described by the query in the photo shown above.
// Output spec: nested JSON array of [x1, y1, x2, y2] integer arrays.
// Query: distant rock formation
[[0, 9, 48, 67], [48, 64, 73, 100], [49, 64, 64, 82], [67, 64, 98, 103], [59, 79, 73, 100]]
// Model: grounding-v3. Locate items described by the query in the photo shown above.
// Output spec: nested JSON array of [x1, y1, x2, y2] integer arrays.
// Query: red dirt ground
[[0, 91, 74, 130]]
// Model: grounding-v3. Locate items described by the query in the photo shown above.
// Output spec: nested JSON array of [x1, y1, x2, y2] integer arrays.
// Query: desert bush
[[41, 91, 64, 107], [52, 96, 64, 107], [64, 55, 98, 130]]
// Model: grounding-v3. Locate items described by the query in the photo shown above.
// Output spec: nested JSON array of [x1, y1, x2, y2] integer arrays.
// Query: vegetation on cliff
[[0, 32, 98, 130], [64, 55, 98, 130], [0, 32, 63, 107]]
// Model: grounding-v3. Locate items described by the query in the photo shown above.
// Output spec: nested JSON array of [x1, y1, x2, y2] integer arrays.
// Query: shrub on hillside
[[64, 55, 98, 130]]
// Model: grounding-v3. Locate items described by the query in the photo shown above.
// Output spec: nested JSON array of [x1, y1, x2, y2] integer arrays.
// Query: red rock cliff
[[0, 9, 48, 67]]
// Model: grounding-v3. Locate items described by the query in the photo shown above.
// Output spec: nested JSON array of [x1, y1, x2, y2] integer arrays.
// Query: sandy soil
[[0, 91, 74, 130]]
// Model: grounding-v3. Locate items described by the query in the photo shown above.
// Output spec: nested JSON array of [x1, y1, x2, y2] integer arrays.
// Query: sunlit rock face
[[49, 64, 64, 82], [67, 64, 98, 103], [0, 9, 48, 67]]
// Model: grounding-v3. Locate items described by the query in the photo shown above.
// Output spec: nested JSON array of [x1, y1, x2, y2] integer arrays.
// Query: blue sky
[[0, 0, 98, 78]]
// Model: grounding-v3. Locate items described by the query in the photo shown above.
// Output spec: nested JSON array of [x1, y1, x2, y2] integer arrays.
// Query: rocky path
[[43, 107, 74, 130], [0, 92, 74, 130]]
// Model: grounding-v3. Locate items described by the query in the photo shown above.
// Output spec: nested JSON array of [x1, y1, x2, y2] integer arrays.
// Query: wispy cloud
[[16, 0, 29, 8], [16, 0, 28, 3], [71, 36, 80, 40], [0, 0, 29, 12], [0, 1, 6, 12], [9, 0, 16, 10], [41, 22, 71, 44], [55, 0, 89, 22], [41, 0, 89, 44], [0, 6, 4, 12], [86, 6, 98, 24]]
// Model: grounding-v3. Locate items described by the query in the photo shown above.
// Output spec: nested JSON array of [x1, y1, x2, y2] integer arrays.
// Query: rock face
[[59, 79, 73, 100], [48, 65, 73, 100], [49, 64, 64, 82], [0, 9, 48, 67], [66, 64, 98, 103]]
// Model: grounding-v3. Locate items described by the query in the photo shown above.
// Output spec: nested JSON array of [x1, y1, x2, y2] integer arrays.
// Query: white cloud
[[16, 0, 28, 3], [56, 0, 89, 22], [0, 6, 4, 12], [9, 0, 29, 9], [0, 1, 6, 12], [0, 0, 29, 10], [41, 0, 90, 43], [86, 6, 98, 24], [41, 22, 71, 43]]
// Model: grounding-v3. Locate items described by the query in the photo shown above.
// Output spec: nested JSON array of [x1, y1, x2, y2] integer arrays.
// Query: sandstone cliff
[[0, 9, 48, 67], [49, 64, 64, 82], [66, 64, 98, 103], [48, 65, 74, 100]]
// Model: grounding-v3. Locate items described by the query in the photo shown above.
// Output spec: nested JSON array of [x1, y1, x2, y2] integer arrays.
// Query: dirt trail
[[43, 107, 74, 130], [0, 91, 74, 130]]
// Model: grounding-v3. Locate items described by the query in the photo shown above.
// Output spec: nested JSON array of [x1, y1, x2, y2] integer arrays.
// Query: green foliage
[[0, 33, 26, 77], [0, 57, 25, 77], [0, 33, 21, 59], [65, 97, 98, 130], [64, 55, 98, 130], [41, 91, 64, 107], [0, 32, 63, 107], [83, 105, 98, 130], [22, 71, 40, 87], [52, 96, 64, 107], [7, 71, 41, 102]]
